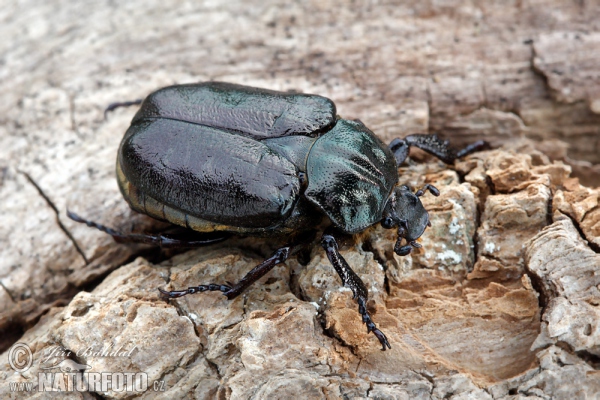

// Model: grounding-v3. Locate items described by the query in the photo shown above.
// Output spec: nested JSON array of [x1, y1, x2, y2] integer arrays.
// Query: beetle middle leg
[[389, 134, 487, 165], [159, 231, 316, 300], [159, 247, 290, 299], [321, 232, 391, 351]]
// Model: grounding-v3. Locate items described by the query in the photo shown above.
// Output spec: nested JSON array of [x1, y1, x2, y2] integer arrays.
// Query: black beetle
[[69, 82, 484, 350]]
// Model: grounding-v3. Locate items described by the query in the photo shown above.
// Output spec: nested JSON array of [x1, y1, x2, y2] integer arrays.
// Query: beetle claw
[[359, 299, 391, 351], [372, 328, 392, 351]]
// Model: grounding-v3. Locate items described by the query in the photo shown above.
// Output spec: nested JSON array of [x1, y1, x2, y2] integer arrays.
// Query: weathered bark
[[1, 1, 599, 399]]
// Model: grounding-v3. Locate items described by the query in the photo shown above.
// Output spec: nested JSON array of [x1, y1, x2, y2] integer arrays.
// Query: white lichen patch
[[436, 249, 462, 264], [448, 217, 461, 235], [484, 242, 497, 253]]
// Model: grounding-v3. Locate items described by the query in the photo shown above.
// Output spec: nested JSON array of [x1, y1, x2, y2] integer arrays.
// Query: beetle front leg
[[394, 220, 413, 256], [415, 183, 440, 197], [394, 219, 426, 256], [321, 233, 391, 351]]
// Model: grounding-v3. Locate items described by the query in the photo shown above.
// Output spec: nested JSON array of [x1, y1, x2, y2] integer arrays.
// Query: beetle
[[69, 82, 485, 350]]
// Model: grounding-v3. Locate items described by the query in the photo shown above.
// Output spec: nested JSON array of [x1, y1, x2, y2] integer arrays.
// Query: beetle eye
[[381, 217, 395, 229]]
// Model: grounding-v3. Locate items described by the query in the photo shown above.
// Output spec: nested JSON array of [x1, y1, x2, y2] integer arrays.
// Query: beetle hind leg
[[321, 233, 391, 351], [104, 99, 142, 119], [67, 210, 227, 248]]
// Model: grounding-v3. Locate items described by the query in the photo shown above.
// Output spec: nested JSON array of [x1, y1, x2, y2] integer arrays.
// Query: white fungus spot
[[448, 217, 461, 235], [436, 250, 462, 264], [484, 242, 497, 253]]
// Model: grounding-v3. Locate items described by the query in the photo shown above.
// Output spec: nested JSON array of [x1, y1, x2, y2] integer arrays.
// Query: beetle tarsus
[[321, 233, 391, 350], [394, 219, 414, 256], [359, 297, 391, 350], [395, 244, 412, 256]]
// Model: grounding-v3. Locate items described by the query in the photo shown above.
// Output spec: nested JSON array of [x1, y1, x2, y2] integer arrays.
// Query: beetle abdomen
[[305, 119, 398, 234], [131, 82, 336, 140], [119, 118, 300, 228]]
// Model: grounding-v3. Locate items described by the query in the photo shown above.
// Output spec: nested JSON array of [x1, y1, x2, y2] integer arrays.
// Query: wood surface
[[1, 1, 599, 398]]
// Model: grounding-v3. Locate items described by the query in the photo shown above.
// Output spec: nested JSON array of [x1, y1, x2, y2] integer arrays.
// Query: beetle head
[[381, 185, 438, 256]]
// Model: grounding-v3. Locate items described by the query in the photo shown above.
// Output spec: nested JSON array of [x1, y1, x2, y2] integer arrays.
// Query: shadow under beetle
[[69, 82, 485, 350]]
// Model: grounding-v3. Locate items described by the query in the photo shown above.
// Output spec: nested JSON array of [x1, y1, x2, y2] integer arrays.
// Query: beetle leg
[[67, 210, 227, 248], [222, 246, 292, 299], [158, 247, 290, 300], [394, 219, 413, 256], [388, 138, 410, 165], [410, 241, 422, 248], [402, 134, 487, 164], [104, 99, 142, 119], [321, 233, 391, 351], [415, 184, 440, 197], [161, 231, 316, 300]]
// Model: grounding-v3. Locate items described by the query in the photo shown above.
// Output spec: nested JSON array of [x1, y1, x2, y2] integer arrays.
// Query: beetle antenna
[[415, 184, 440, 197]]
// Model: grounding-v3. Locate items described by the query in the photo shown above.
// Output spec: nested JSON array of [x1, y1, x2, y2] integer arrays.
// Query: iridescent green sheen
[[305, 120, 398, 233]]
